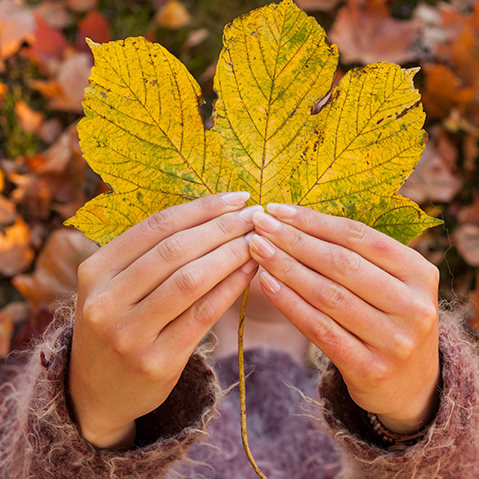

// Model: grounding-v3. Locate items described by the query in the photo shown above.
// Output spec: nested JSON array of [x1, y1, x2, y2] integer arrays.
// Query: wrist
[[377, 367, 442, 435]]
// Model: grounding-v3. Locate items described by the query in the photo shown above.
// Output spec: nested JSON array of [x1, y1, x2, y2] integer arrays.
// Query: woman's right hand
[[67, 192, 260, 450]]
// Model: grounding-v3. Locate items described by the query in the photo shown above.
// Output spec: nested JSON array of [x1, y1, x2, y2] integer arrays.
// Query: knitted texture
[[0, 308, 478, 478], [179, 348, 341, 478], [320, 310, 479, 479], [0, 316, 217, 479]]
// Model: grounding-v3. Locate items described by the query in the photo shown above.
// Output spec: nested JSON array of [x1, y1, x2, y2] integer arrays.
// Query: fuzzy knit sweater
[[0, 309, 478, 479]]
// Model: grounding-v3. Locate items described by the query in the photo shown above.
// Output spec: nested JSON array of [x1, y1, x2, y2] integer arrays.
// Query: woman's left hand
[[249, 204, 441, 434]]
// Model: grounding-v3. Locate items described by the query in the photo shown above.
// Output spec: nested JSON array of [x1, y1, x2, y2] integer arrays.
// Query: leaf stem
[[238, 285, 268, 479]]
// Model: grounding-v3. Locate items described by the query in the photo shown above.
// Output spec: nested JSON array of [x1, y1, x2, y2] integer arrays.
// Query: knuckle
[[368, 360, 390, 384], [316, 282, 346, 309], [390, 333, 415, 362], [413, 299, 438, 334], [306, 314, 338, 348], [214, 215, 234, 237], [427, 262, 440, 286], [176, 267, 203, 296], [289, 228, 304, 249], [144, 209, 175, 236], [82, 293, 111, 330], [278, 257, 296, 278], [137, 354, 161, 379], [157, 234, 188, 264], [331, 248, 361, 277], [191, 296, 218, 328], [344, 219, 369, 245], [225, 240, 248, 264], [77, 257, 96, 283], [109, 327, 135, 356]]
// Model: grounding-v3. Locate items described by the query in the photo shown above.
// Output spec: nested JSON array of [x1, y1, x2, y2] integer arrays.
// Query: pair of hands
[[67, 192, 440, 450]]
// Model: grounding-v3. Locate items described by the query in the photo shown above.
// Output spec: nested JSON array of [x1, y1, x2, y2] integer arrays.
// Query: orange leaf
[[22, 14, 67, 73], [14, 99, 45, 133], [13, 228, 98, 312], [329, 0, 420, 64], [156, 0, 191, 29], [0, 216, 34, 277], [76, 11, 111, 53], [66, 0, 98, 12], [31, 50, 92, 112], [0, 0, 35, 71]]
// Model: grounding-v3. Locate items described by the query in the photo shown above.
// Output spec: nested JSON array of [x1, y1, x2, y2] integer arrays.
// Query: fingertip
[[242, 258, 259, 275], [259, 271, 281, 294], [266, 203, 297, 219], [221, 191, 251, 207]]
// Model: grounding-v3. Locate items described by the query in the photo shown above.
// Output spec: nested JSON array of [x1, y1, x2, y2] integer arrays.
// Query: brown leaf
[[295, 0, 342, 12], [9, 123, 87, 220], [31, 49, 92, 112], [34, 0, 72, 30], [22, 14, 67, 74], [0, 215, 34, 277], [13, 228, 98, 312], [0, 194, 17, 225], [454, 224, 479, 267], [65, 0, 97, 12], [76, 10, 111, 53], [0, 301, 30, 356], [182, 28, 209, 51], [458, 194, 479, 226], [38, 117, 63, 144], [422, 4, 479, 133], [399, 126, 462, 204], [156, 0, 191, 29], [0, 0, 35, 71], [14, 99, 45, 133], [329, 0, 420, 64], [421, 64, 460, 120]]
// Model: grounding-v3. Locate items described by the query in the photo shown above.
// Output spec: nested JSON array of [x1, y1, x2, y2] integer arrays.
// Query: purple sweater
[[0, 310, 478, 478]]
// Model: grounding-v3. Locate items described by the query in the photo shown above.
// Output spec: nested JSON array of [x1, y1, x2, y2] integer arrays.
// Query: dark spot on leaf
[[377, 118, 384, 125], [100, 92, 107, 98], [150, 80, 158, 86]]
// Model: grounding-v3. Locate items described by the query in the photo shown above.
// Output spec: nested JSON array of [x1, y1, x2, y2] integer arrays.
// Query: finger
[[265, 204, 437, 285], [145, 259, 258, 373], [87, 192, 251, 276], [132, 236, 252, 337], [110, 205, 263, 304], [257, 270, 371, 376], [251, 213, 411, 314], [249, 233, 390, 344]]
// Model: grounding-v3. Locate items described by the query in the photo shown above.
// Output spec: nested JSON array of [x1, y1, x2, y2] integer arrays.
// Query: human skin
[[248, 204, 440, 435], [68, 193, 440, 450], [67, 192, 261, 449]]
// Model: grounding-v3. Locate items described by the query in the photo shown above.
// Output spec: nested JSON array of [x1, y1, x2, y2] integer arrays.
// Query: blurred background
[[0, 0, 478, 356]]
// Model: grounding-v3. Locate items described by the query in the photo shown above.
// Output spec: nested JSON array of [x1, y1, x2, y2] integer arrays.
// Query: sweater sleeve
[[318, 314, 479, 479], [0, 316, 218, 479]]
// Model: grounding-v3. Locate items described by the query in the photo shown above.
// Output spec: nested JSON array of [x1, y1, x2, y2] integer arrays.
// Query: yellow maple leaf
[[65, 0, 441, 247]]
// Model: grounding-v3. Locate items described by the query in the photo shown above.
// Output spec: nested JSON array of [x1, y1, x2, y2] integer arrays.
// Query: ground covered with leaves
[[0, 0, 478, 356]]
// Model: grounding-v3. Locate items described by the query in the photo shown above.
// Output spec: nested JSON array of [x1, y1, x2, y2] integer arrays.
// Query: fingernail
[[249, 234, 275, 259], [242, 259, 258, 274], [222, 191, 250, 206], [244, 231, 255, 243], [253, 212, 280, 234], [259, 271, 281, 293], [239, 205, 264, 222], [267, 203, 296, 219]]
